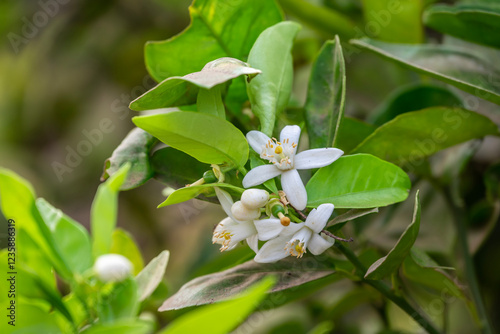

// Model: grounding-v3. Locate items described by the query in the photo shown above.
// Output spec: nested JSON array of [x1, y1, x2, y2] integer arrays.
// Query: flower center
[[260, 138, 297, 170], [285, 240, 306, 258], [213, 229, 233, 252]]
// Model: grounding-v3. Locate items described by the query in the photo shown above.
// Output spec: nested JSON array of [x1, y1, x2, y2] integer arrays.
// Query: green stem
[[277, 0, 357, 39], [334, 242, 442, 334], [442, 189, 493, 334]]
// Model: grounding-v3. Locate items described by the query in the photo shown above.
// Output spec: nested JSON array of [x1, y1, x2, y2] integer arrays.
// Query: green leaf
[[0, 168, 72, 280], [98, 277, 139, 322], [306, 154, 411, 208], [159, 255, 334, 311], [305, 36, 346, 149], [145, 0, 283, 81], [360, 0, 423, 43], [80, 320, 153, 334], [247, 21, 301, 136], [151, 147, 210, 188], [197, 85, 226, 119], [91, 163, 130, 258], [130, 58, 261, 111], [485, 162, 500, 201], [136, 250, 170, 302], [424, 4, 500, 49], [335, 117, 375, 153], [365, 191, 421, 280], [3, 301, 62, 334], [369, 83, 463, 126], [133, 111, 249, 168], [352, 107, 500, 165], [158, 183, 244, 207], [36, 198, 93, 275], [102, 128, 156, 191], [110, 228, 144, 275], [159, 277, 275, 334], [350, 38, 500, 105], [326, 208, 379, 228], [402, 249, 464, 299]]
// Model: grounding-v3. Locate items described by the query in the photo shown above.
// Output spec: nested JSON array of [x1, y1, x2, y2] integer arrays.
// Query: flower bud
[[94, 254, 133, 282], [231, 201, 261, 221], [241, 189, 269, 209]]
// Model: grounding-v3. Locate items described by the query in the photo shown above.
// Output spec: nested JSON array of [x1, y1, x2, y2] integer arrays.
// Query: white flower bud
[[94, 254, 133, 282], [241, 189, 269, 209], [231, 201, 261, 221]]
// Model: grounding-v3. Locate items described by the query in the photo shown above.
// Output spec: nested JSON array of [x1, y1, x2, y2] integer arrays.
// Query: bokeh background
[[1, 0, 500, 332]]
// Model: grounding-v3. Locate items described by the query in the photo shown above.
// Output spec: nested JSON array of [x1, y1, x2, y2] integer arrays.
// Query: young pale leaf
[[306, 154, 411, 208], [352, 107, 500, 165], [159, 277, 275, 334], [0, 169, 72, 280], [335, 117, 375, 153], [36, 198, 93, 275], [197, 85, 226, 119], [130, 58, 261, 111], [365, 191, 421, 280], [369, 84, 463, 126], [424, 4, 500, 49], [151, 147, 210, 188], [361, 0, 423, 43], [102, 128, 156, 191], [91, 163, 130, 258], [247, 21, 301, 136], [145, 0, 283, 81], [111, 229, 145, 275], [326, 208, 379, 228], [80, 320, 153, 334], [159, 256, 334, 311], [133, 111, 249, 168], [350, 38, 500, 105], [98, 277, 139, 322], [136, 250, 170, 302], [158, 183, 244, 207], [305, 36, 346, 148]]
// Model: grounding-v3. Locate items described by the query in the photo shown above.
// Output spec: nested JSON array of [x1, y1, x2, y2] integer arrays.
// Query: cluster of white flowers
[[212, 126, 344, 263]]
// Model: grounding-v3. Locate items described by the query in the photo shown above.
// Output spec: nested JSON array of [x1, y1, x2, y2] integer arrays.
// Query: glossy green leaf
[[402, 249, 464, 299], [305, 36, 346, 149], [81, 320, 153, 334], [247, 21, 301, 136], [159, 277, 275, 334], [36, 198, 93, 275], [111, 229, 144, 275], [335, 117, 375, 153], [98, 277, 139, 322], [350, 38, 500, 105], [361, 0, 423, 43], [369, 84, 463, 126], [352, 107, 499, 165], [145, 0, 283, 81], [365, 191, 420, 279], [91, 164, 130, 258], [151, 147, 210, 188], [424, 4, 500, 49], [197, 85, 225, 119], [136, 250, 170, 302], [0, 168, 72, 280], [130, 58, 261, 111], [133, 111, 249, 167], [160, 255, 334, 311], [306, 154, 411, 208], [158, 183, 244, 207], [102, 128, 156, 191]]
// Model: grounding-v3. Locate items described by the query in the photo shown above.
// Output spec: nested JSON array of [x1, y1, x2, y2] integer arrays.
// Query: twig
[[321, 230, 353, 242]]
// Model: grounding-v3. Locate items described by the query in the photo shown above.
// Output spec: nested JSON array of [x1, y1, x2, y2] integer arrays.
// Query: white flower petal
[[281, 169, 307, 210], [246, 234, 259, 253], [254, 236, 290, 263], [305, 203, 334, 233], [280, 222, 306, 237], [279, 125, 301, 147], [242, 164, 282, 188], [307, 233, 335, 255], [294, 148, 344, 170], [254, 218, 284, 241], [246, 130, 270, 154], [214, 187, 244, 223]]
